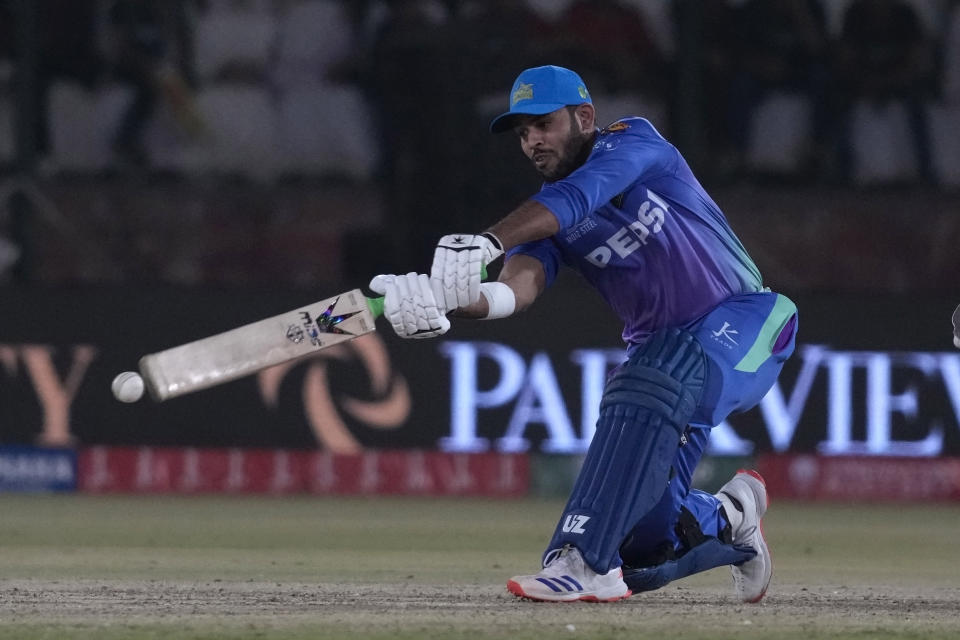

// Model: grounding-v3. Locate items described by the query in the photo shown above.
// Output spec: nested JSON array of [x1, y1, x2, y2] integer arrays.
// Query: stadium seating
[[192, 84, 278, 180], [274, 0, 352, 88], [745, 92, 812, 176], [0, 60, 12, 165], [928, 104, 960, 188], [48, 81, 133, 172], [273, 0, 377, 181], [276, 86, 378, 181], [193, 1, 276, 84], [0, 94, 12, 165], [594, 93, 668, 137], [849, 100, 921, 186]]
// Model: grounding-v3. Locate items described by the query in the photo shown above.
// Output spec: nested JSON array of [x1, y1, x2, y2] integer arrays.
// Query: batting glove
[[430, 232, 504, 311], [369, 272, 450, 339]]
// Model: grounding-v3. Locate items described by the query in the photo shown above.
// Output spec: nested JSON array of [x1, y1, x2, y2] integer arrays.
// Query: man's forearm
[[448, 297, 489, 319], [486, 200, 560, 251]]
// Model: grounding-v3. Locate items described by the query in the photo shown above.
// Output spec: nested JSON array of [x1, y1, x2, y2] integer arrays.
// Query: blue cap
[[489, 65, 592, 133]]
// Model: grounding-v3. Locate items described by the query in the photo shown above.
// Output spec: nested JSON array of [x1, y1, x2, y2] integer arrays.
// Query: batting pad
[[622, 538, 756, 593], [544, 329, 706, 574]]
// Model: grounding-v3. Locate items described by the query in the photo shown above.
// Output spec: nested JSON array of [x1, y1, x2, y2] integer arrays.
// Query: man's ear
[[575, 104, 595, 133]]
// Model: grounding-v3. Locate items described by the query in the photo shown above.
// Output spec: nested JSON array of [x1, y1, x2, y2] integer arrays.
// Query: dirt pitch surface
[[1, 495, 959, 639], [4, 579, 960, 639]]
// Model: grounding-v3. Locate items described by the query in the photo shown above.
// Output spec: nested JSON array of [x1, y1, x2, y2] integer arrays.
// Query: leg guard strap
[[622, 538, 756, 593]]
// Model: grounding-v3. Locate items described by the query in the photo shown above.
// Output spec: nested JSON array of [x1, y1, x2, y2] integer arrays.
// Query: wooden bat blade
[[138, 289, 377, 401]]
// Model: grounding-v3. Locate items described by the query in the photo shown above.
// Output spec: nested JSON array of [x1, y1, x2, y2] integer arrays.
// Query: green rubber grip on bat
[[367, 264, 489, 319], [367, 295, 385, 318]]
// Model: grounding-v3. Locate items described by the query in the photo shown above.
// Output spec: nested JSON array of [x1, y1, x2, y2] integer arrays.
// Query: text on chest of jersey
[[584, 190, 670, 268]]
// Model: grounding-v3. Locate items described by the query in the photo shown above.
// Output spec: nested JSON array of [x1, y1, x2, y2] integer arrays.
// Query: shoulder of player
[[593, 118, 671, 154], [591, 117, 674, 164], [597, 117, 661, 139], [589, 116, 679, 176]]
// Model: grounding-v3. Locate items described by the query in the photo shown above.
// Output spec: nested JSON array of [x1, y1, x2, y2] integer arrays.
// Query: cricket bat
[[138, 289, 385, 402]]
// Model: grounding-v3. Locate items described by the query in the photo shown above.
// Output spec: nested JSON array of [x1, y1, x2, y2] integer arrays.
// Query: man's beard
[[537, 128, 590, 182]]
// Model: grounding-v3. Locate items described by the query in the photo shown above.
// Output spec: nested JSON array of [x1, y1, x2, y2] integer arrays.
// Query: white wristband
[[479, 282, 516, 319]]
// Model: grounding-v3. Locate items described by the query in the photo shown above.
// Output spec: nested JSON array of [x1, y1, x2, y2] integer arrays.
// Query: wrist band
[[480, 231, 504, 252], [479, 282, 516, 319]]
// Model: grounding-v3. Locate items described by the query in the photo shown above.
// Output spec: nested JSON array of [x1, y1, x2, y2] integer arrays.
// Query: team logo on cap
[[578, 86, 589, 99], [512, 82, 534, 105]]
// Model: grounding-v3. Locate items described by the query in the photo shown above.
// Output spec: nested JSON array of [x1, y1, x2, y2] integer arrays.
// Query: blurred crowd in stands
[[1, 0, 958, 185], [0, 0, 959, 286]]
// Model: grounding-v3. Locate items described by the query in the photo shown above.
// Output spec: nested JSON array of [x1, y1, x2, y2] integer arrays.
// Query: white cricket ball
[[111, 371, 145, 403]]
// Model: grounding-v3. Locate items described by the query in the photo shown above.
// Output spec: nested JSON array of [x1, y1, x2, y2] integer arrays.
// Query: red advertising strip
[[758, 454, 960, 502], [77, 447, 529, 497]]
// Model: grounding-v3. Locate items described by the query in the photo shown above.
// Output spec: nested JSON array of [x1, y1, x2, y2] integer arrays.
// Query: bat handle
[[365, 265, 489, 320], [366, 296, 385, 319]]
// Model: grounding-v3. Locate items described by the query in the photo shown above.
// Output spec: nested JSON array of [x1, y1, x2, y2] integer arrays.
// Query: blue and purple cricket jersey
[[509, 117, 764, 347], [510, 116, 798, 429]]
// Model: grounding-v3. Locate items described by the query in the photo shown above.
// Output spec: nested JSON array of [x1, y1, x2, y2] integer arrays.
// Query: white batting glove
[[369, 272, 450, 339], [430, 232, 504, 311]]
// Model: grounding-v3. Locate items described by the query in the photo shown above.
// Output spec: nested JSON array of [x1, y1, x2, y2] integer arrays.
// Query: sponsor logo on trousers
[[562, 514, 590, 534]]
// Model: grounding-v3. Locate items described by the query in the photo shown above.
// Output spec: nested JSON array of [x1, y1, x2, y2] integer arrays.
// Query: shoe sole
[[506, 579, 632, 603], [736, 469, 771, 603]]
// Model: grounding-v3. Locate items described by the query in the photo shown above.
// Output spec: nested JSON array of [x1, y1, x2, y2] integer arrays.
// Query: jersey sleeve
[[506, 238, 562, 288], [531, 124, 677, 231]]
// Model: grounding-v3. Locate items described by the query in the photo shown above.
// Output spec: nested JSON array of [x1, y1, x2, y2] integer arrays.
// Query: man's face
[[513, 107, 591, 182]]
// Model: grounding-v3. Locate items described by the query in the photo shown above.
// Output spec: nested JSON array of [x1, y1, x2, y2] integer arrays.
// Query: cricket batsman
[[370, 65, 798, 603]]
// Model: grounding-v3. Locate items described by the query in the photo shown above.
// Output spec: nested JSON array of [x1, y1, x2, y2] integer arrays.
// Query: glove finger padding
[[370, 274, 404, 335], [409, 273, 450, 339], [430, 233, 503, 311], [393, 272, 413, 331], [368, 274, 390, 295], [431, 242, 478, 310], [369, 272, 449, 339]]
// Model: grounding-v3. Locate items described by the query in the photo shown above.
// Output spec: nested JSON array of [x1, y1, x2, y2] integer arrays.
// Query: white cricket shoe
[[716, 469, 771, 603], [507, 545, 632, 602]]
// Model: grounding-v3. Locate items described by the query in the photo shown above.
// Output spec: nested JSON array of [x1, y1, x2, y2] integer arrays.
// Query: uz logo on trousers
[[562, 514, 590, 534]]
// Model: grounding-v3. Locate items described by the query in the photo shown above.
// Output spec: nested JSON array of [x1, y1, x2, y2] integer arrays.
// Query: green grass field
[[1, 494, 958, 639]]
